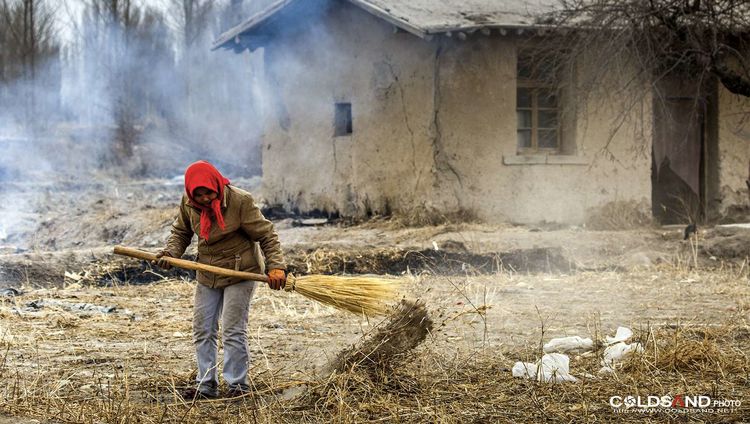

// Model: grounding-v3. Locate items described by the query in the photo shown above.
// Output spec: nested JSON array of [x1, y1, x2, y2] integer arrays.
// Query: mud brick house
[[214, 0, 750, 225]]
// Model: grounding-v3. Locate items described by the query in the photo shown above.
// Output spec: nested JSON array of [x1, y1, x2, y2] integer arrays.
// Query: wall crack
[[383, 56, 422, 190], [431, 45, 464, 198]]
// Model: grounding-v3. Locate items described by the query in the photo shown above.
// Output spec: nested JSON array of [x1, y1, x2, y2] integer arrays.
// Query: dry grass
[[391, 204, 479, 228], [585, 200, 653, 230], [3, 319, 746, 423], [324, 300, 433, 375], [0, 265, 748, 423], [295, 247, 412, 276]]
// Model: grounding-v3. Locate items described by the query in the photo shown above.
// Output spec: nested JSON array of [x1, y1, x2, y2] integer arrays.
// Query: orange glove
[[267, 268, 286, 290], [154, 251, 173, 270]]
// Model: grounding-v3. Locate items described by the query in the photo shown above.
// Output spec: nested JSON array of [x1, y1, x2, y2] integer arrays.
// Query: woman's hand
[[267, 269, 286, 290], [154, 251, 173, 270]]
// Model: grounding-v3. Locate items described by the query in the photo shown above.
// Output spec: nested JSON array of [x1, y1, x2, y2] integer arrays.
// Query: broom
[[113, 246, 401, 316]]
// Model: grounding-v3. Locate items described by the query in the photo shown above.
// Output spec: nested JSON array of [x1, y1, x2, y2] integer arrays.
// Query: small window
[[516, 55, 560, 153], [334, 103, 352, 136]]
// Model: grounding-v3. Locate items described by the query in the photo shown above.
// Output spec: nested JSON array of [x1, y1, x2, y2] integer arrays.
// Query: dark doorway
[[652, 79, 710, 224]]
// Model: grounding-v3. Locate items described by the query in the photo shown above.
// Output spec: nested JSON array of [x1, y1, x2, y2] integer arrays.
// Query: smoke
[[0, 0, 269, 250], [0, 0, 266, 181]]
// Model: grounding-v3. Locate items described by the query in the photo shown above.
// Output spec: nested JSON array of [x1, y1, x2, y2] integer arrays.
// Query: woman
[[156, 160, 287, 399]]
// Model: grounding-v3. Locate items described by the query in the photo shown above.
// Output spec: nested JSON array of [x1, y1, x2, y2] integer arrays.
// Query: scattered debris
[[512, 353, 578, 383], [599, 326, 643, 374], [518, 326, 644, 381], [702, 226, 750, 260], [605, 326, 633, 344], [262, 204, 339, 222], [292, 218, 329, 227], [26, 299, 121, 315], [0, 287, 22, 298], [602, 342, 643, 368], [64, 271, 84, 282], [543, 336, 594, 354], [439, 240, 467, 252], [289, 246, 573, 276]]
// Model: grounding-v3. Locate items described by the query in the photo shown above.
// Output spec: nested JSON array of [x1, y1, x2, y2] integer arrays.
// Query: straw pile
[[286, 274, 402, 317], [326, 299, 433, 374]]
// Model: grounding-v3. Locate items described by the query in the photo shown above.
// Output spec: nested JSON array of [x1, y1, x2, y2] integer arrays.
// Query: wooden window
[[334, 103, 352, 136], [517, 56, 559, 153]]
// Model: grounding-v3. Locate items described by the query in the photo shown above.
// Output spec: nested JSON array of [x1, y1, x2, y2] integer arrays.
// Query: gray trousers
[[193, 281, 257, 394]]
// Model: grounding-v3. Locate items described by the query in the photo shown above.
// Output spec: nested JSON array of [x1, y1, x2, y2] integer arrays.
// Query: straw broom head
[[284, 274, 402, 317]]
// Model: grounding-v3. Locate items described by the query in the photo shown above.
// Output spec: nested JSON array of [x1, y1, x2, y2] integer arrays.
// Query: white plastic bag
[[543, 336, 594, 353], [512, 361, 538, 379], [603, 341, 643, 367], [605, 326, 633, 345], [512, 353, 578, 383]]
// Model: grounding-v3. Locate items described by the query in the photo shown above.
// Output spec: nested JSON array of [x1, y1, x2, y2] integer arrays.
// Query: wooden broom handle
[[113, 245, 270, 283]]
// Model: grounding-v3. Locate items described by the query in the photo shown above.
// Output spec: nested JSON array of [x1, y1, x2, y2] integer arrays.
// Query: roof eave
[[211, 0, 562, 51], [211, 0, 297, 51], [344, 0, 428, 38], [425, 23, 562, 36], [212, 0, 433, 51]]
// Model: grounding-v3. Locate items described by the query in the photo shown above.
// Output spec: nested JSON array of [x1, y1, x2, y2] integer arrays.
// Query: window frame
[[334, 102, 353, 137], [516, 57, 561, 154]]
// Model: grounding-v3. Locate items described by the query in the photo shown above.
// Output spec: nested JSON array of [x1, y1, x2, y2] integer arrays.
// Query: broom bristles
[[288, 274, 402, 316]]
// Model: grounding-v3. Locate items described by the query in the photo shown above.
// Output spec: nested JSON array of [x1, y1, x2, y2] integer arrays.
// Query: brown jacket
[[163, 185, 286, 288]]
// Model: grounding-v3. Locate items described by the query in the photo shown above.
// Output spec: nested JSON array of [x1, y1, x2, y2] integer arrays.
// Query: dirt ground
[[0, 179, 748, 422]]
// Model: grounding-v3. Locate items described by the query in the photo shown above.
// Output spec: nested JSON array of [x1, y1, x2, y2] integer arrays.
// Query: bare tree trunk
[[168, 0, 214, 135], [0, 0, 57, 131], [25, 0, 36, 130]]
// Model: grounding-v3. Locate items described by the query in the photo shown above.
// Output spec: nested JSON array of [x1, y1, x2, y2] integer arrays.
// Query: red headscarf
[[184, 160, 231, 240]]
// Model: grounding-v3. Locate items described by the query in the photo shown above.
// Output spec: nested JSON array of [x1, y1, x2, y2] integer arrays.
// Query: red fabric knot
[[184, 160, 231, 240]]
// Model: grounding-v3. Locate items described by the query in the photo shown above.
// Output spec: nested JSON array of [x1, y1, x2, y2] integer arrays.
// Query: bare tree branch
[[541, 0, 750, 98]]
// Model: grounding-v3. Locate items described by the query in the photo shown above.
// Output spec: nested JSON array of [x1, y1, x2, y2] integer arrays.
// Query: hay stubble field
[[0, 181, 748, 422]]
